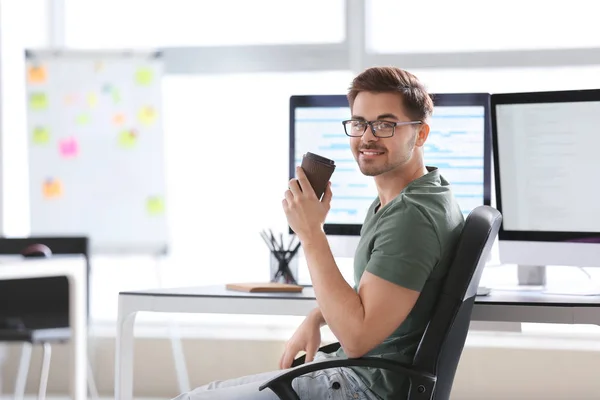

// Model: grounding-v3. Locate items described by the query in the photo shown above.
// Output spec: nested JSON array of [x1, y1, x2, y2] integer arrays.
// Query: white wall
[[1, 336, 600, 399]]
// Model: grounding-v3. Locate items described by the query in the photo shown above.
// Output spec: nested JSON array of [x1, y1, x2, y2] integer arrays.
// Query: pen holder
[[270, 250, 299, 285]]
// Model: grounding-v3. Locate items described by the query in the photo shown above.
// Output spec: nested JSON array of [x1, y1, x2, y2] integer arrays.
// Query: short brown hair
[[347, 66, 434, 122]]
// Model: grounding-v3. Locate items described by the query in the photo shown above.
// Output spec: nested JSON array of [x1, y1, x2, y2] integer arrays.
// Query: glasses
[[342, 119, 422, 138]]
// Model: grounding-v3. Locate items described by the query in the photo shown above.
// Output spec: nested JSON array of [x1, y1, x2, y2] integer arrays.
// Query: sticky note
[[101, 84, 120, 103], [135, 67, 154, 85], [32, 127, 50, 145], [112, 88, 121, 104], [29, 92, 48, 110], [43, 178, 62, 199], [94, 61, 104, 72], [76, 114, 90, 125], [113, 113, 125, 125], [87, 93, 98, 108], [27, 65, 47, 84], [64, 93, 77, 105], [118, 129, 137, 148], [147, 196, 165, 215], [138, 106, 157, 125], [59, 137, 78, 158]]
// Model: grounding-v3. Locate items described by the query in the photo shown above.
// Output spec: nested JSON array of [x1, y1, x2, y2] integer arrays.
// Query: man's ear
[[414, 123, 430, 147]]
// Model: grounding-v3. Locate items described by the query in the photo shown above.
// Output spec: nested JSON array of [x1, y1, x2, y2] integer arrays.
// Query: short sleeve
[[365, 204, 441, 292]]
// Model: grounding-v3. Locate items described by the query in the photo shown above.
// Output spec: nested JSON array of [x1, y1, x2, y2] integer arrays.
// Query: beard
[[359, 160, 393, 176], [358, 154, 410, 176], [355, 132, 417, 177]]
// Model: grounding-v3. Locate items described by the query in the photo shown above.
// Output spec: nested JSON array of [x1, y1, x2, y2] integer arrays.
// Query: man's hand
[[279, 312, 323, 369], [282, 166, 332, 242]]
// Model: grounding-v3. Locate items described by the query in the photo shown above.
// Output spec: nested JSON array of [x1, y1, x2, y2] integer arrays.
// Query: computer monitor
[[491, 89, 600, 269], [289, 93, 492, 258]]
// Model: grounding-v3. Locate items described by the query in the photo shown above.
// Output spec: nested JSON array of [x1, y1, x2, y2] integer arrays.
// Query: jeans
[[172, 351, 380, 400]]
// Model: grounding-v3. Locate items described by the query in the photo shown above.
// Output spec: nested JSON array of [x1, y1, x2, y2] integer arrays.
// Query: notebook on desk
[[225, 282, 304, 293]]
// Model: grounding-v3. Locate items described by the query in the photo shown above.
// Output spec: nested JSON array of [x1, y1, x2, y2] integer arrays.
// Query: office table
[[0, 256, 87, 400], [115, 285, 600, 400]]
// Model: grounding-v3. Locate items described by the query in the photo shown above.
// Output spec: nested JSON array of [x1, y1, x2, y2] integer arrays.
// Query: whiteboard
[[24, 50, 168, 254]]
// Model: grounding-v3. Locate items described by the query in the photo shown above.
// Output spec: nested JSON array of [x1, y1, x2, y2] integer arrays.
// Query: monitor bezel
[[289, 92, 492, 236], [491, 88, 600, 243]]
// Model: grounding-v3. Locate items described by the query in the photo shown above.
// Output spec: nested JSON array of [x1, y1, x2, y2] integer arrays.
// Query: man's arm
[[302, 232, 419, 357], [307, 307, 327, 328], [283, 168, 439, 359], [302, 209, 440, 358], [280, 306, 327, 369]]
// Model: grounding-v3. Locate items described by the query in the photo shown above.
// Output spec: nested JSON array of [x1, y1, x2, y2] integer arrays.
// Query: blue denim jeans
[[172, 352, 380, 400]]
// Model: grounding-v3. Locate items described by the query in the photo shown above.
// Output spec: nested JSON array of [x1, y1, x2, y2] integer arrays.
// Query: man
[[174, 66, 464, 399]]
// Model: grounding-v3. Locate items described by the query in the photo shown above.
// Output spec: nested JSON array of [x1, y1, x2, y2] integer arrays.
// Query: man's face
[[349, 91, 424, 177]]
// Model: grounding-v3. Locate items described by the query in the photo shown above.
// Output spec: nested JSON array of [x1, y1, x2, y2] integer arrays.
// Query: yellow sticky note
[[28, 65, 47, 84], [118, 129, 137, 148], [29, 92, 48, 110], [43, 178, 62, 199], [87, 93, 98, 108], [32, 127, 50, 144], [135, 67, 153, 85], [76, 114, 90, 125], [138, 106, 157, 125], [94, 61, 104, 72], [147, 196, 165, 215]]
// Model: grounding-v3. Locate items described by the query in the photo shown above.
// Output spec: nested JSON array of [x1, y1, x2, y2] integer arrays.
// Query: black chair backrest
[[0, 236, 90, 322], [412, 206, 502, 400]]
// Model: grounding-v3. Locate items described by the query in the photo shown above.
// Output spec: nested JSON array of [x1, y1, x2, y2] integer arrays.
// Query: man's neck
[[375, 163, 428, 208]]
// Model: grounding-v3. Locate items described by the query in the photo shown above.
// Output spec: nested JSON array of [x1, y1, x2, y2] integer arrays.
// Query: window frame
[[56, 0, 600, 72]]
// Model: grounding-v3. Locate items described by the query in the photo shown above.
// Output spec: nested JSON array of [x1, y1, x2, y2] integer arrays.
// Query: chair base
[[9, 342, 99, 400]]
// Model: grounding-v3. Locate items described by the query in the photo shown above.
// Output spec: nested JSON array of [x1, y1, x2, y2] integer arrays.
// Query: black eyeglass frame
[[342, 119, 423, 138]]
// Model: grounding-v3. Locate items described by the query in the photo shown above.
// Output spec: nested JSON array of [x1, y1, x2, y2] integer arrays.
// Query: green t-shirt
[[336, 166, 464, 399]]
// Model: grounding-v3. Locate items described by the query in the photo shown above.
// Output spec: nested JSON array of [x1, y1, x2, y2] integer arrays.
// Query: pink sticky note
[[59, 137, 79, 158]]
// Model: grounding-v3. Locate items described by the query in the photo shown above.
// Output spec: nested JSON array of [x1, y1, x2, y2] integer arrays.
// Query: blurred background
[[2, 1, 600, 399]]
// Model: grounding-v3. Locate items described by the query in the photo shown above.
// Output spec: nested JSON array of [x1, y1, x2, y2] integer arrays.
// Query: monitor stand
[[517, 265, 547, 286], [517, 265, 600, 296]]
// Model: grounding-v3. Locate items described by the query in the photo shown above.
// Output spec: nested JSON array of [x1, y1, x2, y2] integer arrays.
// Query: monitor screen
[[493, 90, 600, 239], [294, 105, 374, 226], [426, 104, 487, 216], [290, 93, 491, 235]]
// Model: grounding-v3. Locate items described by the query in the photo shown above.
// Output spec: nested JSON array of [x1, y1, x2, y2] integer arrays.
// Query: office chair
[[0, 236, 97, 400], [259, 205, 502, 400]]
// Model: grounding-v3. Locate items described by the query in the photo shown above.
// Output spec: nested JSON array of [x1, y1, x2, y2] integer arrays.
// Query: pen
[[268, 229, 281, 252], [289, 242, 301, 259], [260, 231, 275, 252]]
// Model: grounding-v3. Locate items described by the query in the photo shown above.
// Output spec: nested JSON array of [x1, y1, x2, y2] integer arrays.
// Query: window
[[0, 0, 48, 49], [64, 0, 346, 49], [90, 70, 354, 324], [367, 0, 600, 53], [411, 66, 600, 94], [1, 0, 49, 236]]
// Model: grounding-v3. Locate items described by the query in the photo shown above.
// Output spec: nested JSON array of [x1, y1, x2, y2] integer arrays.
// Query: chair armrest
[[291, 342, 341, 367], [259, 356, 436, 399]]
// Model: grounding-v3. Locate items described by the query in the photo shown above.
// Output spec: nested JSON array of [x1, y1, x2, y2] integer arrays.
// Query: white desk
[[115, 285, 600, 400], [0, 256, 87, 400]]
